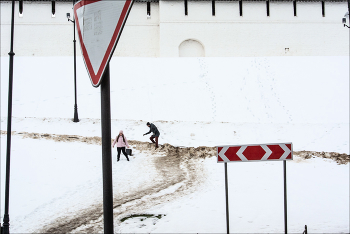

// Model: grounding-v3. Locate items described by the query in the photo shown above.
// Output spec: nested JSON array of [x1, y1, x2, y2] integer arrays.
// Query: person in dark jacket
[[143, 122, 160, 148]]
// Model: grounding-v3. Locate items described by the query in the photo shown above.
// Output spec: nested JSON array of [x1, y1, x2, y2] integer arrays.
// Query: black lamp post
[[342, 12, 349, 28], [342, 0, 350, 28], [67, 11, 79, 122], [1, 0, 15, 233]]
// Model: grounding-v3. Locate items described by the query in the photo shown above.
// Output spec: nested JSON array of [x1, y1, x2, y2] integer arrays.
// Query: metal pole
[[283, 160, 288, 234], [2, 0, 15, 233], [100, 64, 114, 233], [72, 0, 79, 122], [224, 162, 230, 234]]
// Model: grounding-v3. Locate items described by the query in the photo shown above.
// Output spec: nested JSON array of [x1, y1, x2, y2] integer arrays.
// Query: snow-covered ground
[[1, 56, 349, 124], [0, 56, 349, 233]]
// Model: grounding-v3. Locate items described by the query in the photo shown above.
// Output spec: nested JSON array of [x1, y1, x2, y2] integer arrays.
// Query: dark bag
[[126, 148, 132, 156]]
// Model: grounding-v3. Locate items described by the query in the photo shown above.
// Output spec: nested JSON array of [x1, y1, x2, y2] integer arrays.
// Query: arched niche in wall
[[179, 39, 205, 57]]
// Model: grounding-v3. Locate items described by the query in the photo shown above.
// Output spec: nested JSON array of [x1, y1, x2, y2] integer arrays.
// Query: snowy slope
[[1, 56, 349, 124], [1, 56, 348, 153], [0, 56, 349, 233]]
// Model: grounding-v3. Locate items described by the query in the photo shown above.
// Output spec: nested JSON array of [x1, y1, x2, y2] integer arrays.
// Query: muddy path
[[1, 130, 349, 232], [68, 142, 212, 233], [2, 130, 348, 165], [1, 130, 214, 233]]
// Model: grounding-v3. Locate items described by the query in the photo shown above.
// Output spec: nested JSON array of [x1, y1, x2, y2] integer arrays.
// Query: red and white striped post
[[217, 143, 293, 234]]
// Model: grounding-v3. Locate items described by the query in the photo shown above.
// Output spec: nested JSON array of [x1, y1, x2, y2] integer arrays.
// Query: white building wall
[[1, 1, 349, 57], [0, 1, 160, 57], [1, 2, 75, 56], [159, 1, 349, 57], [115, 1, 160, 57]]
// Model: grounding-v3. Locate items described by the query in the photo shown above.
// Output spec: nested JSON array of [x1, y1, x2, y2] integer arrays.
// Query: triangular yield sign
[[74, 0, 134, 87]]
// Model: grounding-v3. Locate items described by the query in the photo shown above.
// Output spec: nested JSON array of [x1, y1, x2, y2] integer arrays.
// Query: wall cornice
[[1, 0, 348, 2]]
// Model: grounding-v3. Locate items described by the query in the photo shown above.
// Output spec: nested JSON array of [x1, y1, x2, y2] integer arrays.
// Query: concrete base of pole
[[2, 214, 10, 234], [73, 104, 79, 122]]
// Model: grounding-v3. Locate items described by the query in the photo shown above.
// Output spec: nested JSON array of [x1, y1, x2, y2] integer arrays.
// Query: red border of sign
[[74, 0, 133, 87]]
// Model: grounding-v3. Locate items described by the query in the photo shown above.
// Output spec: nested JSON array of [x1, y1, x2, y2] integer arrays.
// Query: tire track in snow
[[41, 142, 210, 233]]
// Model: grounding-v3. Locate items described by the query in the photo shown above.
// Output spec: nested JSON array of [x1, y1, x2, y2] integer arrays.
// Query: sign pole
[[224, 162, 230, 234], [283, 160, 288, 234], [218, 143, 292, 234], [100, 63, 114, 233], [73, 1, 134, 232], [2, 1, 15, 233]]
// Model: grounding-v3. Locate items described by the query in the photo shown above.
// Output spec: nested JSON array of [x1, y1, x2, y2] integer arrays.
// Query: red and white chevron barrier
[[217, 143, 293, 162]]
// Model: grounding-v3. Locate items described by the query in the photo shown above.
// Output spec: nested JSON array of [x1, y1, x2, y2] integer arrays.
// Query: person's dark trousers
[[150, 136, 159, 148], [117, 147, 129, 161]]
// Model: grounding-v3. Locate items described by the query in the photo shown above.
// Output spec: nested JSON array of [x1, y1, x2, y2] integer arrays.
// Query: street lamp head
[[66, 12, 71, 20], [342, 17, 346, 24]]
